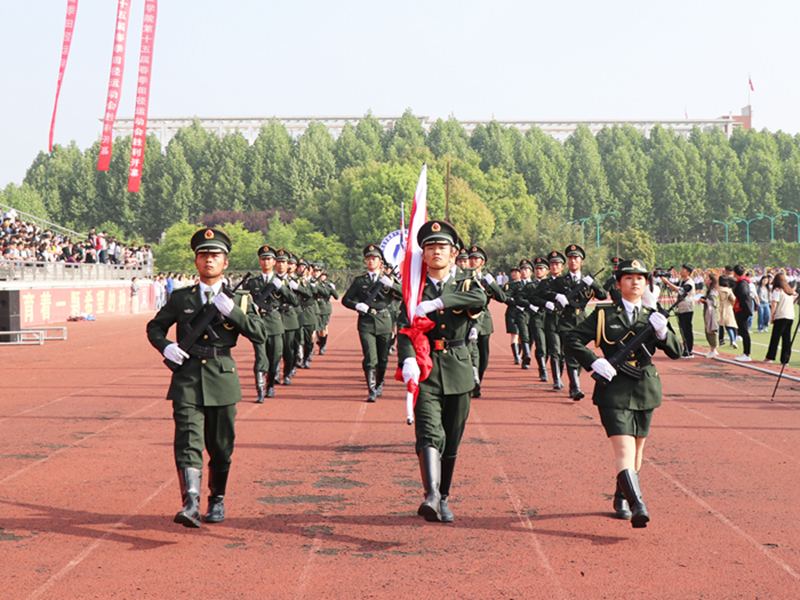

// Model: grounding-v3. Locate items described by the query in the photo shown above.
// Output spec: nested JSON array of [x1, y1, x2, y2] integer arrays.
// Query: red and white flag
[[395, 164, 435, 424], [97, 0, 132, 171], [49, 0, 79, 152], [749, 75, 755, 92], [127, 0, 158, 193]]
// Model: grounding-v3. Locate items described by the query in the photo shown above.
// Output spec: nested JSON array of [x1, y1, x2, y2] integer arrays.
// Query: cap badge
[[432, 222, 441, 232], [632, 260, 641, 268], [204, 229, 214, 239]]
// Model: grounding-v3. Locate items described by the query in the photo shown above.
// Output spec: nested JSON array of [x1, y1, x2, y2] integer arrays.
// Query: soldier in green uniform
[[147, 227, 266, 528], [529, 257, 551, 381], [313, 264, 336, 355], [274, 249, 302, 385], [564, 259, 682, 528], [512, 260, 535, 370], [342, 245, 402, 402], [296, 259, 318, 370], [603, 256, 623, 303], [246, 245, 297, 401], [468, 245, 506, 397], [530, 251, 568, 390], [398, 220, 488, 523], [503, 266, 522, 364]]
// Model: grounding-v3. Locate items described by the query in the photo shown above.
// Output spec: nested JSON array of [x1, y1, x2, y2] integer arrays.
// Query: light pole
[[733, 216, 759, 244], [565, 217, 592, 245], [781, 210, 800, 243], [593, 211, 618, 248], [755, 213, 780, 242], [712, 219, 736, 244]]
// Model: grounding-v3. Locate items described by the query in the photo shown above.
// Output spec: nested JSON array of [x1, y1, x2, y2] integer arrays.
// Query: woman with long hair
[[700, 272, 720, 358], [764, 273, 797, 365], [757, 276, 771, 333]]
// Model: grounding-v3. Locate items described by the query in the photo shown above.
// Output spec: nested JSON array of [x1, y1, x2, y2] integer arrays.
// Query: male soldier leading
[[398, 220, 488, 523], [147, 227, 266, 528]]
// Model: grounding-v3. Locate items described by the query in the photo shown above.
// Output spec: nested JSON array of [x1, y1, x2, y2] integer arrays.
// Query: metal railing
[[0, 202, 86, 241], [0, 260, 153, 283]]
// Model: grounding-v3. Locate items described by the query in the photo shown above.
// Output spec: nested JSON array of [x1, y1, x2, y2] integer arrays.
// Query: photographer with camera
[[659, 264, 695, 358]]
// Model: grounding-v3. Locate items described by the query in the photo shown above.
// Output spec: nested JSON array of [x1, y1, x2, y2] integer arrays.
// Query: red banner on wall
[[49, 0, 79, 152], [97, 0, 132, 171], [127, 0, 158, 193]]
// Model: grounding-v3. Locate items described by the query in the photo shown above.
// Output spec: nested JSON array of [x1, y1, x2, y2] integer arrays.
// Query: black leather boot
[[366, 370, 377, 402], [375, 367, 386, 398], [174, 467, 202, 528], [521, 343, 532, 370], [318, 335, 327, 355], [613, 480, 632, 520], [255, 372, 266, 404], [266, 369, 278, 398], [417, 447, 442, 522], [205, 469, 229, 523], [551, 357, 564, 390], [567, 368, 584, 401], [302, 344, 313, 369], [617, 469, 649, 528], [439, 456, 456, 523], [512, 343, 521, 365], [537, 356, 549, 382]]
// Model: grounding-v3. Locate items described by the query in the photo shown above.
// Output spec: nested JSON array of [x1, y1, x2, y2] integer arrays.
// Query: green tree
[[0, 183, 49, 220], [383, 108, 427, 161], [601, 226, 656, 267], [565, 125, 610, 220], [286, 121, 336, 210], [426, 117, 478, 162], [209, 131, 248, 212], [139, 140, 193, 242], [470, 120, 519, 173], [446, 176, 496, 245], [243, 118, 293, 211], [513, 127, 569, 213]]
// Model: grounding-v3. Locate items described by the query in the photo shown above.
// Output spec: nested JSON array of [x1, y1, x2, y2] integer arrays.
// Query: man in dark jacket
[[732, 264, 754, 362]]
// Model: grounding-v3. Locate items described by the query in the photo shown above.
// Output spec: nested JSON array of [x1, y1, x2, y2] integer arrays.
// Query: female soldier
[[565, 260, 683, 528]]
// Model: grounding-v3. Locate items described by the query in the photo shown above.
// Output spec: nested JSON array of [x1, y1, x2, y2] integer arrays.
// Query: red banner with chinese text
[[127, 0, 158, 193], [49, 0, 79, 152], [97, 0, 131, 171]]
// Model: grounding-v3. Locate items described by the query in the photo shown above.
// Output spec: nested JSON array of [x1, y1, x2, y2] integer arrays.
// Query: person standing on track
[[565, 259, 682, 528], [146, 227, 266, 528], [398, 220, 488, 523]]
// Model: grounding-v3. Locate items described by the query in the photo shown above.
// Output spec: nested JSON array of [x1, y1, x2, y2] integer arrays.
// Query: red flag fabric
[[49, 0, 79, 152], [127, 0, 158, 193], [97, 0, 132, 171], [749, 76, 755, 92]]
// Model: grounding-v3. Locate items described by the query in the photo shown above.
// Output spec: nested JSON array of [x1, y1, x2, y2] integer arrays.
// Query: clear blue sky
[[2, 0, 798, 188]]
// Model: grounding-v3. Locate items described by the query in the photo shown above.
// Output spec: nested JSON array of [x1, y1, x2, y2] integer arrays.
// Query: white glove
[[380, 275, 393, 287], [516, 305, 525, 311], [402, 357, 420, 384], [272, 277, 283, 289], [415, 298, 445, 317], [212, 293, 235, 317], [555, 293, 568, 307], [355, 302, 369, 314], [329, 282, 335, 289], [582, 275, 593, 286], [310, 282, 317, 288], [468, 327, 478, 341], [591, 358, 617, 382], [529, 304, 539, 313], [649, 311, 669, 340], [483, 273, 495, 285], [545, 301, 555, 311], [163, 343, 189, 365], [289, 280, 299, 290]]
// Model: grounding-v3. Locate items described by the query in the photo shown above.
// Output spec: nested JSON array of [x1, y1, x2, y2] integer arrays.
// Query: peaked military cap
[[510, 266, 520, 273], [519, 259, 534, 270], [468, 245, 487, 262], [610, 256, 622, 265], [533, 257, 550, 268], [258, 245, 276, 259], [565, 244, 585, 259], [312, 262, 324, 270], [275, 249, 290, 261], [288, 253, 298, 265], [298, 258, 310, 268], [191, 227, 231, 254], [418, 220, 459, 247], [547, 250, 566, 264], [616, 259, 649, 278], [363, 244, 383, 259], [457, 248, 469, 261]]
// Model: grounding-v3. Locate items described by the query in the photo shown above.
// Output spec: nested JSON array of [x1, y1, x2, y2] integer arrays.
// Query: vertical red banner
[[49, 0, 79, 152], [127, 0, 158, 193], [97, 0, 131, 171]]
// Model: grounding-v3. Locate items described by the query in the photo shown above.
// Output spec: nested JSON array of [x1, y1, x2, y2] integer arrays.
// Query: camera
[[653, 266, 674, 279]]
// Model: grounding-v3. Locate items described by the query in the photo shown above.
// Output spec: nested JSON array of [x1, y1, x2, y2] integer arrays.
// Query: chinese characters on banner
[[19, 285, 153, 326], [49, 0, 79, 152], [127, 0, 158, 193], [97, 0, 131, 171]]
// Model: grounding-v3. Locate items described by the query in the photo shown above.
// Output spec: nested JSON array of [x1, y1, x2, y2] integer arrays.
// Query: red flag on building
[[749, 75, 755, 92], [49, 0, 79, 152], [127, 0, 158, 193]]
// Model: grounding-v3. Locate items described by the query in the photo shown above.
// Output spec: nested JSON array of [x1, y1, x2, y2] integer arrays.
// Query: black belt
[[432, 338, 466, 351], [188, 345, 231, 359]]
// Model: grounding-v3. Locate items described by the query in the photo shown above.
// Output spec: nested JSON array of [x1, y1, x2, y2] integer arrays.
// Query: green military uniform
[[315, 270, 337, 354], [502, 268, 522, 364], [398, 220, 488, 523], [529, 251, 568, 390], [246, 245, 297, 401], [146, 227, 266, 528], [511, 260, 535, 369], [603, 256, 623, 303], [341, 245, 402, 401], [296, 261, 319, 370]]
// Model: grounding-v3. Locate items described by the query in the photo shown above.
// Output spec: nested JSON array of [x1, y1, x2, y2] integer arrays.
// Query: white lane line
[[470, 408, 568, 600], [24, 478, 174, 600]]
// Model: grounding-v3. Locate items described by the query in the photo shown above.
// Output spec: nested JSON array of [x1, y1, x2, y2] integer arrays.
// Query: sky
[[2, 0, 799, 189]]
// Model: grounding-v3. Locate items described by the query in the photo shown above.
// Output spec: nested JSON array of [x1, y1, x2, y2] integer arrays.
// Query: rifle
[[565, 267, 606, 308], [591, 287, 686, 387], [363, 274, 394, 312], [164, 272, 252, 372], [252, 276, 279, 312]]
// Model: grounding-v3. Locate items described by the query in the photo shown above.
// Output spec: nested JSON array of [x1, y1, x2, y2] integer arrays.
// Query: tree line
[[4, 109, 800, 270]]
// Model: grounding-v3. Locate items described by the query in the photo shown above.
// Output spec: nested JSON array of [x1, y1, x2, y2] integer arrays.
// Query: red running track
[[1, 300, 799, 599]]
